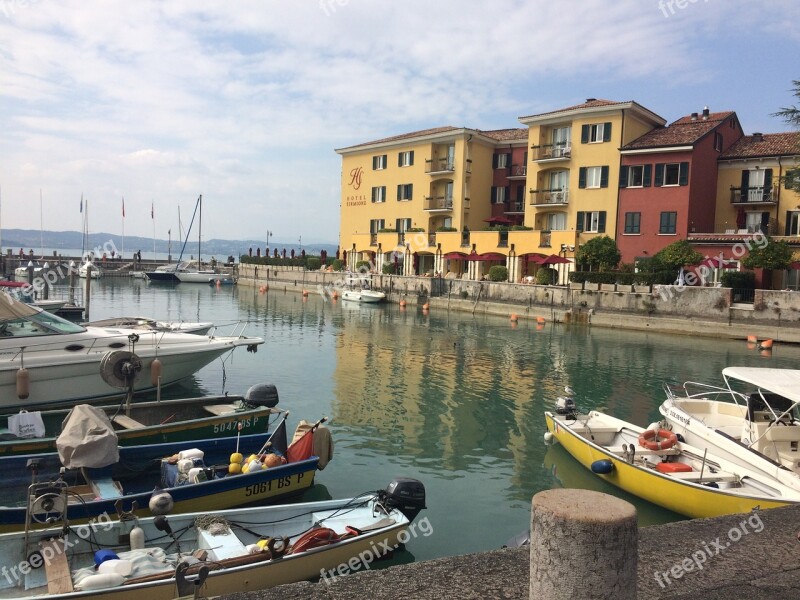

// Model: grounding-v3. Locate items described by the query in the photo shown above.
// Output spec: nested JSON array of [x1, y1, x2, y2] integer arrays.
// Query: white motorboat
[[85, 316, 214, 335], [341, 277, 386, 303], [0, 295, 264, 408], [78, 261, 102, 279], [145, 263, 179, 282], [660, 367, 800, 492], [0, 477, 425, 599], [13, 263, 43, 281]]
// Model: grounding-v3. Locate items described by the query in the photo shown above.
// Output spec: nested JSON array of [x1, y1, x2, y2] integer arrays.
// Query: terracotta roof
[[720, 132, 800, 159], [622, 111, 735, 150], [478, 128, 529, 141], [519, 99, 625, 120], [336, 126, 460, 152]]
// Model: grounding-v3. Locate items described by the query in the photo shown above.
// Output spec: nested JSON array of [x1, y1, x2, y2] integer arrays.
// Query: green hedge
[[536, 267, 557, 285], [488, 265, 508, 282], [721, 270, 755, 289], [569, 270, 675, 285]]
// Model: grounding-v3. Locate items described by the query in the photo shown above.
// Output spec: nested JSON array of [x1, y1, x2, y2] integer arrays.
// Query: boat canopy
[[0, 294, 39, 320], [722, 367, 800, 406]]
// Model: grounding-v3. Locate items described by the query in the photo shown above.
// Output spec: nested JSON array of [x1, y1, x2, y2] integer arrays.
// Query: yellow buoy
[[150, 358, 162, 387], [228, 462, 242, 475], [16, 368, 29, 400], [230, 452, 243, 464]]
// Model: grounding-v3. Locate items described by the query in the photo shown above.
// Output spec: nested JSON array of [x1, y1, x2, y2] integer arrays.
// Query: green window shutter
[[654, 163, 664, 187], [764, 168, 773, 192], [598, 211, 606, 233], [600, 166, 609, 188], [787, 212, 792, 236], [371, 187, 376, 203], [398, 154, 403, 167], [679, 162, 689, 186], [397, 185, 402, 200], [408, 184, 412, 199], [490, 187, 497, 203], [619, 167, 629, 188], [643, 164, 652, 187], [740, 170, 749, 193], [505, 185, 510, 201], [372, 156, 377, 170], [786, 170, 796, 189], [581, 125, 589, 144], [492, 154, 498, 169], [409, 151, 414, 166], [576, 212, 585, 232], [578, 167, 587, 189], [602, 122, 612, 142]]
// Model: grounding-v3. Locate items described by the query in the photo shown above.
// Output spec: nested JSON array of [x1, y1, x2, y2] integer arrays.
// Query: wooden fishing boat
[[0, 477, 425, 599], [0, 415, 330, 533], [544, 407, 800, 518], [0, 383, 282, 456]]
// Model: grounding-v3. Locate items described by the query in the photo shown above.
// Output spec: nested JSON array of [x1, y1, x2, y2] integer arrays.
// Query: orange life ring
[[638, 428, 678, 451]]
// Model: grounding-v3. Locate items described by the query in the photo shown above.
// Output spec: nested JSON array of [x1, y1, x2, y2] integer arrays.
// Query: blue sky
[[0, 0, 798, 247]]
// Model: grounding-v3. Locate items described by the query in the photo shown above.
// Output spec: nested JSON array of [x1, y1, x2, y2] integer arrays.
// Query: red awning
[[467, 252, 507, 262], [525, 253, 548, 264], [790, 261, 800, 270], [484, 216, 514, 225], [442, 252, 468, 260], [538, 254, 571, 265]]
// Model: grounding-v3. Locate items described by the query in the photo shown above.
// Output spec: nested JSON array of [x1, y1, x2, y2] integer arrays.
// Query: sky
[[0, 0, 798, 248]]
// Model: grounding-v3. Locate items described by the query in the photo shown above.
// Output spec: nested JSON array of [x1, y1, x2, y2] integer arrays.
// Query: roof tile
[[720, 132, 800, 159], [622, 111, 735, 149]]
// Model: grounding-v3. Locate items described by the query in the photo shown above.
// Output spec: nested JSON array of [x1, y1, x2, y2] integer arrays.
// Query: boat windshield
[[0, 297, 85, 337]]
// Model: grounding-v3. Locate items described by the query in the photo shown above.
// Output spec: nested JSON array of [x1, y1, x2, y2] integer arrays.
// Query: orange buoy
[[302, 290, 309, 297], [151, 358, 162, 386], [422, 303, 430, 310], [510, 314, 518, 322], [759, 339, 773, 350], [259, 286, 266, 293], [536, 324, 545, 331], [760, 349, 773, 358], [399, 300, 407, 307], [331, 291, 338, 299], [536, 316, 546, 324], [16, 367, 29, 400], [747, 335, 758, 344]]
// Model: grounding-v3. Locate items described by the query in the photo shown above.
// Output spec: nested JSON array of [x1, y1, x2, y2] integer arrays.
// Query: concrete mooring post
[[530, 488, 637, 600]]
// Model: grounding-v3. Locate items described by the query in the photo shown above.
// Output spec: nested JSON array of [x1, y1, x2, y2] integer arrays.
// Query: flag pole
[[255, 410, 291, 456], [152, 201, 156, 258], [121, 196, 125, 260]]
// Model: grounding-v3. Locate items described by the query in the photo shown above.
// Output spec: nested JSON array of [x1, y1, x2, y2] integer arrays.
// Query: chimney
[[690, 112, 698, 121], [585, 98, 597, 103], [702, 106, 710, 121], [752, 132, 763, 143]]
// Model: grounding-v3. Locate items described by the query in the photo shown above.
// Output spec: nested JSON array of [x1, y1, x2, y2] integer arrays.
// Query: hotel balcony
[[530, 189, 569, 207], [505, 202, 525, 215], [424, 196, 454, 212], [730, 185, 778, 205], [532, 144, 571, 162], [506, 165, 527, 180], [425, 158, 471, 175]]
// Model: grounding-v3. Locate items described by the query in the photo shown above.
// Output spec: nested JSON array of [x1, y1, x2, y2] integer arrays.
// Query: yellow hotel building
[[335, 99, 667, 281]]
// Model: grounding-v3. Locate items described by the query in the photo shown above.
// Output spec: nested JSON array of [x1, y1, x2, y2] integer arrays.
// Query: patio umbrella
[[790, 262, 800, 270], [484, 216, 514, 226], [538, 254, 571, 265], [525, 254, 548, 264], [467, 252, 507, 262], [443, 252, 468, 260]]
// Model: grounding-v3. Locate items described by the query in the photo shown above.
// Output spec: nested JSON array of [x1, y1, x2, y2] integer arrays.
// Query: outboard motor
[[382, 478, 426, 522], [555, 395, 576, 416], [245, 383, 279, 408]]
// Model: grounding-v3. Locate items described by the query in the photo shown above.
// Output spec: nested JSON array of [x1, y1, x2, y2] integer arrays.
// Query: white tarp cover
[[56, 404, 119, 468]]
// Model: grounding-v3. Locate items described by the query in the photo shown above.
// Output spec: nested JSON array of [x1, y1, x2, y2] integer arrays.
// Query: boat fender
[[638, 429, 678, 451], [98, 559, 132, 576], [177, 458, 195, 474], [76, 573, 125, 591], [129, 525, 145, 550], [150, 358, 162, 386], [591, 459, 614, 475], [289, 528, 339, 555], [16, 368, 29, 400], [543, 431, 554, 444], [246, 459, 262, 473], [178, 448, 205, 461]]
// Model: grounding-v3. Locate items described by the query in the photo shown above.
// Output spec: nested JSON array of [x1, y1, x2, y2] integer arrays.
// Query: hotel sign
[[346, 165, 367, 206]]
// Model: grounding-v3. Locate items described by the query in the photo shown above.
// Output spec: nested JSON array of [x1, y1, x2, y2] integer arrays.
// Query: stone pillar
[[530, 489, 637, 600]]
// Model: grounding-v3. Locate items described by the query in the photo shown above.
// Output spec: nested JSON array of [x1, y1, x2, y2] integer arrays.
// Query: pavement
[[220, 503, 800, 600]]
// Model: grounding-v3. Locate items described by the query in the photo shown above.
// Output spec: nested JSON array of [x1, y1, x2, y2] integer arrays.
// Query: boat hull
[[175, 270, 217, 283], [545, 412, 795, 518]]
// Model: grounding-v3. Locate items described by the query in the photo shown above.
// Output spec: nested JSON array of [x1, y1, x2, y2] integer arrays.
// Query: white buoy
[[543, 431, 554, 444], [129, 525, 144, 550]]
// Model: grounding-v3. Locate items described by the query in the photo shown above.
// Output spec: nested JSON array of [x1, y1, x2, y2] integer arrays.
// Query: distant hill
[[0, 229, 339, 258]]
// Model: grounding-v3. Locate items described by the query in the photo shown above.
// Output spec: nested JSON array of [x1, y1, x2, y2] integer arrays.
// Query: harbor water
[[72, 278, 800, 564]]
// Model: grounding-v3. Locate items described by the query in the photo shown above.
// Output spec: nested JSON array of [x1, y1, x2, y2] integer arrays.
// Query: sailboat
[[12, 190, 45, 281], [78, 196, 102, 279], [174, 194, 218, 283]]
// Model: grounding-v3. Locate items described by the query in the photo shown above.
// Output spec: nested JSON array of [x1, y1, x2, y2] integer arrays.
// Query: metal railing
[[425, 157, 455, 174], [532, 144, 571, 161], [424, 196, 454, 211], [530, 189, 569, 206], [730, 185, 777, 204]]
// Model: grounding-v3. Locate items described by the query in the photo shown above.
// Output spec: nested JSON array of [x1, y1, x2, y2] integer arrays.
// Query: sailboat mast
[[198, 194, 202, 264], [39, 189, 43, 256]]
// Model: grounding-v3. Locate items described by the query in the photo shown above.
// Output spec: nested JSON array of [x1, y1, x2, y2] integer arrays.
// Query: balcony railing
[[425, 157, 455, 174], [424, 196, 454, 211], [530, 189, 569, 206], [730, 185, 778, 204], [507, 165, 527, 179], [505, 202, 525, 214], [532, 144, 571, 161]]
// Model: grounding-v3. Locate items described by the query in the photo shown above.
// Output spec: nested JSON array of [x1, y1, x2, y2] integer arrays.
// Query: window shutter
[[408, 183, 412, 199], [598, 211, 606, 233], [679, 162, 689, 186], [576, 212, 585, 232], [760, 212, 769, 234], [786, 170, 796, 189], [581, 125, 589, 144], [409, 151, 414, 166], [517, 185, 524, 202], [787, 212, 792, 236], [643, 164, 652, 187], [764, 168, 773, 192], [505, 186, 510, 201], [372, 156, 377, 170], [600, 166, 609, 188], [740, 170, 749, 193], [492, 154, 498, 169], [397, 185, 402, 200], [602, 122, 612, 142], [506, 153, 512, 168], [619, 167, 629, 188], [654, 163, 664, 187], [371, 188, 376, 203], [578, 167, 587, 189], [398, 154, 403, 167], [490, 187, 497, 203]]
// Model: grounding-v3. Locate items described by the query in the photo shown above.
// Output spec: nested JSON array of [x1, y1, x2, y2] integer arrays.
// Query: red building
[[616, 108, 744, 264], [484, 129, 529, 225]]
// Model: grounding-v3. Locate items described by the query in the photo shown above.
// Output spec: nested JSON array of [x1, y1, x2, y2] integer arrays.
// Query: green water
[[81, 278, 800, 562]]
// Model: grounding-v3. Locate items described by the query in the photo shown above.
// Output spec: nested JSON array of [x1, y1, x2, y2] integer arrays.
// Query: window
[[397, 183, 413, 201], [371, 186, 386, 203], [714, 132, 723, 152], [493, 153, 510, 169], [370, 219, 385, 233], [552, 126, 571, 147], [624, 212, 641, 234], [581, 122, 612, 144], [444, 181, 454, 206], [659, 212, 677, 234], [619, 165, 652, 188], [654, 162, 689, 186], [396, 218, 411, 232], [549, 170, 568, 191], [579, 166, 609, 189], [546, 212, 567, 231], [745, 211, 769, 234], [372, 155, 387, 170], [491, 186, 509, 204], [398, 151, 414, 167], [786, 211, 800, 236], [576, 211, 606, 233]]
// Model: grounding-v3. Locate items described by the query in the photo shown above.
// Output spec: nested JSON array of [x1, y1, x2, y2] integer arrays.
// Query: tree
[[575, 236, 620, 271], [773, 80, 800, 192], [654, 239, 703, 271], [741, 237, 794, 271]]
